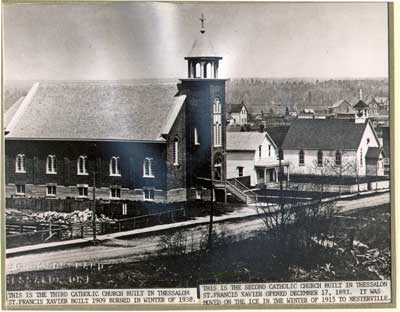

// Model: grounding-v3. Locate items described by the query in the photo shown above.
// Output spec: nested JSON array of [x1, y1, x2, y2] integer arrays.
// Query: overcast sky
[[3, 2, 388, 80]]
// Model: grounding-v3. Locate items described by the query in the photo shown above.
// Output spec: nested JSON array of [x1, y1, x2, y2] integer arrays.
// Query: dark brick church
[[4, 19, 227, 204]]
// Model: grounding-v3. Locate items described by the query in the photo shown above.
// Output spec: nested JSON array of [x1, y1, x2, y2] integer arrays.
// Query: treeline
[[4, 78, 388, 114], [226, 78, 388, 114]]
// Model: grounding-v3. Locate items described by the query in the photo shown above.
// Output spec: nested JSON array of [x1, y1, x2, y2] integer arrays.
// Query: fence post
[[20, 224, 23, 233], [81, 225, 84, 238]]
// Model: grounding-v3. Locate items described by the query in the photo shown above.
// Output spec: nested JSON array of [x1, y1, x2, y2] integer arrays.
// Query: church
[[4, 16, 228, 204]]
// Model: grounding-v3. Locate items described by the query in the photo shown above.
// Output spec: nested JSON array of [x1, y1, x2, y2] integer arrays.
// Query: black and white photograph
[[2, 1, 393, 308]]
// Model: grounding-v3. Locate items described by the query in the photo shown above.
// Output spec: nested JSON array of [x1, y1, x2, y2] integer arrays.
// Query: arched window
[[16, 154, 26, 173], [206, 63, 212, 78], [46, 155, 57, 174], [173, 137, 179, 165], [195, 63, 201, 78], [77, 156, 88, 175], [110, 156, 120, 176], [299, 150, 304, 165], [213, 98, 222, 147], [317, 150, 323, 166], [214, 156, 223, 181], [143, 158, 154, 177], [335, 151, 342, 166], [258, 145, 262, 158], [194, 128, 200, 145], [213, 97, 221, 114]]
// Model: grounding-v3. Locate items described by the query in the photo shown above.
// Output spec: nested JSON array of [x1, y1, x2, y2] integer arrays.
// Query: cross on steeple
[[200, 13, 206, 33]]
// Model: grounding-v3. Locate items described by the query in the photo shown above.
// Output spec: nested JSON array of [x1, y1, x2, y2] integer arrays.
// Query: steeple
[[184, 14, 222, 79]]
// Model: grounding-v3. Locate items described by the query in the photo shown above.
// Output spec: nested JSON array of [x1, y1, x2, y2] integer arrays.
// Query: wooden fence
[[6, 208, 187, 249]]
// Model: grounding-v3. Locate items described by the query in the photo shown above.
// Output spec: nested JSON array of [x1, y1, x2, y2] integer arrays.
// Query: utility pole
[[208, 181, 214, 250], [89, 143, 97, 243]]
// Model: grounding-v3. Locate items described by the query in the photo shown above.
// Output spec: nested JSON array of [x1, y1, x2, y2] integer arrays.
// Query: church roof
[[186, 29, 221, 59], [5, 82, 186, 142], [281, 119, 368, 151], [266, 126, 290, 148], [4, 96, 24, 129]]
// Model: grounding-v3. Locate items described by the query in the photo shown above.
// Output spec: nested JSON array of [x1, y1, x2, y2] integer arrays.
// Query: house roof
[[366, 147, 384, 159], [226, 132, 266, 151], [353, 100, 369, 109], [328, 99, 352, 109], [374, 97, 388, 104], [5, 82, 186, 142], [229, 103, 247, 113], [185, 29, 221, 59], [281, 119, 368, 150]]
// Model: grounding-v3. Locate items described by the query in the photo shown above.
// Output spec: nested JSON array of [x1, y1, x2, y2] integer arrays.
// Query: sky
[[3, 2, 388, 80]]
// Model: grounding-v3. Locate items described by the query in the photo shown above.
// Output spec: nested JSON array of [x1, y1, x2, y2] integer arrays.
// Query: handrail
[[225, 181, 247, 199], [232, 178, 258, 196]]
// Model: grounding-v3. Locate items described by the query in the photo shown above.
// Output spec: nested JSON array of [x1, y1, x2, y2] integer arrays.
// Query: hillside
[[226, 78, 388, 114]]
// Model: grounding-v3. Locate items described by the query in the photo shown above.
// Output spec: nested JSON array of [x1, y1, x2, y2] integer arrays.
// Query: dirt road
[[6, 192, 390, 275]]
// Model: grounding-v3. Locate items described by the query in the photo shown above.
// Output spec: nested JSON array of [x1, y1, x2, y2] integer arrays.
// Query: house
[[368, 97, 389, 116], [281, 109, 384, 177], [328, 99, 355, 115], [5, 17, 228, 204], [226, 131, 289, 186], [229, 101, 248, 126]]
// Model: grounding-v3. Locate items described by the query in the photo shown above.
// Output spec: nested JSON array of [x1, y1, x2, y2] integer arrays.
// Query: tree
[[253, 159, 342, 272], [313, 151, 361, 198]]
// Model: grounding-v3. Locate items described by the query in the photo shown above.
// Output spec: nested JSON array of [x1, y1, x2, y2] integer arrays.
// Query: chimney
[[359, 89, 363, 100]]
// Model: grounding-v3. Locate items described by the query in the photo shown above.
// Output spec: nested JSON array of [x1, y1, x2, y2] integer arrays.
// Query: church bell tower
[[179, 14, 228, 198]]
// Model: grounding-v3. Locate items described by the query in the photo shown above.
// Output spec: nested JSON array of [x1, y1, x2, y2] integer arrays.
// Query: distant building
[[328, 99, 355, 115], [226, 131, 289, 186], [368, 97, 389, 116], [281, 109, 384, 177], [376, 126, 390, 175], [229, 101, 248, 126]]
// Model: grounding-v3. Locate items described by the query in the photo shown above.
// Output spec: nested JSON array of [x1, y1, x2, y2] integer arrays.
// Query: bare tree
[[254, 158, 343, 270]]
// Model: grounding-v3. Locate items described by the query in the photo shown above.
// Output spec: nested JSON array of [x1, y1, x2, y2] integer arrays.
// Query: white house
[[281, 105, 384, 177], [226, 131, 289, 186], [229, 102, 248, 126]]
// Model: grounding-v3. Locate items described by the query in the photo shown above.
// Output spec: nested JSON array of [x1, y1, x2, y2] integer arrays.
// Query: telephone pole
[[89, 143, 97, 243]]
